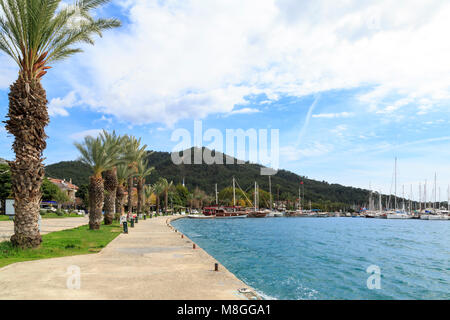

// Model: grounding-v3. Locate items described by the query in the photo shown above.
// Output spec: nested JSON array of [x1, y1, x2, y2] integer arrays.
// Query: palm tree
[[100, 130, 123, 225], [123, 135, 147, 213], [152, 180, 164, 214], [157, 178, 173, 213], [0, 0, 120, 247], [75, 135, 119, 230], [144, 184, 155, 213], [134, 159, 154, 215], [115, 163, 133, 216]]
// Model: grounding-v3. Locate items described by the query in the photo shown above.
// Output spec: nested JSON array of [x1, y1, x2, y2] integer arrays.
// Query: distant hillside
[[44, 148, 373, 206], [45, 161, 92, 187]]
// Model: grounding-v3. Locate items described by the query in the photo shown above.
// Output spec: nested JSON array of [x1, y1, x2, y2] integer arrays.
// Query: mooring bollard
[[214, 263, 219, 272], [130, 219, 134, 228], [123, 221, 128, 234], [193, 244, 196, 249]]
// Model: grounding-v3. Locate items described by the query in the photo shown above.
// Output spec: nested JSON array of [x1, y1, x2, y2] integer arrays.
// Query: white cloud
[[48, 91, 79, 117], [312, 112, 354, 119], [69, 129, 103, 141], [7, 0, 449, 126], [227, 107, 260, 116]]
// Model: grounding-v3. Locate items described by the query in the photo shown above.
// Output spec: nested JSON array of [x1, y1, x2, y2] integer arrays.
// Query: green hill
[[45, 161, 92, 186], [44, 148, 373, 207]]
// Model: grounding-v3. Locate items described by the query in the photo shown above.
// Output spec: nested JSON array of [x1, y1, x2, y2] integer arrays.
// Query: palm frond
[[0, 0, 120, 81]]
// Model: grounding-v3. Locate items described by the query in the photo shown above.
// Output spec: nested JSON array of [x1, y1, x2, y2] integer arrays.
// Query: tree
[[134, 159, 154, 215], [100, 130, 123, 224], [75, 135, 120, 229], [54, 188, 70, 209], [0, 0, 120, 248], [122, 136, 147, 213], [144, 184, 155, 213], [152, 180, 164, 214], [115, 164, 133, 216], [41, 177, 59, 202], [0, 164, 12, 200], [175, 184, 189, 207], [75, 184, 89, 209], [157, 178, 173, 212]]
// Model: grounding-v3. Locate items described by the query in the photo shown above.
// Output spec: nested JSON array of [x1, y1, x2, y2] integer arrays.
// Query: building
[[48, 178, 79, 202]]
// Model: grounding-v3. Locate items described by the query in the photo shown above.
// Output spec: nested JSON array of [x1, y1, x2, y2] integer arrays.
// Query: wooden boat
[[215, 208, 247, 218], [247, 211, 267, 218]]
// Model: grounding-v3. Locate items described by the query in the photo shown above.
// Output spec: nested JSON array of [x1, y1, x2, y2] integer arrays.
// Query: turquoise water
[[172, 218, 450, 300]]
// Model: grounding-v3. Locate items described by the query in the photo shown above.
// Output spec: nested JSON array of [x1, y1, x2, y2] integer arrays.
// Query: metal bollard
[[214, 263, 219, 272], [181, 234, 184, 238], [123, 221, 128, 234], [130, 219, 134, 228], [144, 215, 146, 220], [135, 216, 138, 223], [193, 244, 196, 249]]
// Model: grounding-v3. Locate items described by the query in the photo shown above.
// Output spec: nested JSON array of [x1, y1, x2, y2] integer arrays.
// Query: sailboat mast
[[379, 190, 382, 213], [419, 183, 422, 211], [402, 185, 405, 211], [394, 157, 397, 211], [434, 172, 437, 211], [215, 183, 218, 205], [269, 176, 272, 211], [232, 177, 236, 208], [254, 181, 257, 211]]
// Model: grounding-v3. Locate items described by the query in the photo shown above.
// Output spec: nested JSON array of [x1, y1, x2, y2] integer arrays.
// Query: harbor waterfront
[[172, 217, 450, 300]]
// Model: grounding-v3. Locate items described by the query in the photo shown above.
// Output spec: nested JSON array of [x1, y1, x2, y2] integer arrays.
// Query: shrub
[[55, 209, 64, 216]]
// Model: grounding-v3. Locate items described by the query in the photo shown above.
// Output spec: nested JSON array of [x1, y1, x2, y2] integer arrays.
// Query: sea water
[[172, 218, 450, 300]]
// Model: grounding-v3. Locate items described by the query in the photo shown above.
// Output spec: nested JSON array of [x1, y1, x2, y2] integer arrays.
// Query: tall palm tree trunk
[[165, 190, 168, 212], [137, 178, 143, 215], [116, 184, 125, 215], [89, 176, 104, 229], [103, 168, 117, 225], [156, 195, 160, 214], [127, 177, 133, 213], [6, 78, 49, 248]]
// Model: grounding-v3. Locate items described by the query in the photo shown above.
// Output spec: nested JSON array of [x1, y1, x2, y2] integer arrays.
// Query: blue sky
[[1, 0, 450, 201]]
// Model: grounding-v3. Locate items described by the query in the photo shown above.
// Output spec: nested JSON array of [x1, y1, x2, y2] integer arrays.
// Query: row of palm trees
[[75, 130, 177, 230]]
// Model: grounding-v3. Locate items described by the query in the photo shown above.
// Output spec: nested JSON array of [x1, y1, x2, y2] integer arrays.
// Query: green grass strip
[[0, 213, 84, 221], [0, 222, 122, 268]]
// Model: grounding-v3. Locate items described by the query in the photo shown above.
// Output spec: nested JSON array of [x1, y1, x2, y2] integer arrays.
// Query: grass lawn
[[0, 222, 122, 268], [0, 213, 84, 221], [41, 213, 85, 219]]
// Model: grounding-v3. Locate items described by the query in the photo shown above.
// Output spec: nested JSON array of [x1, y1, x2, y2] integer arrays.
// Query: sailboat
[[247, 182, 267, 218], [387, 158, 412, 219]]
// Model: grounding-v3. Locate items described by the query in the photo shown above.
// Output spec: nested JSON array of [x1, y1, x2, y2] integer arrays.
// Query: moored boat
[[247, 211, 267, 218]]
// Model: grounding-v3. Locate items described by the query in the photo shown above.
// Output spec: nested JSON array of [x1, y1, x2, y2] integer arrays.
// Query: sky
[[1, 0, 450, 201]]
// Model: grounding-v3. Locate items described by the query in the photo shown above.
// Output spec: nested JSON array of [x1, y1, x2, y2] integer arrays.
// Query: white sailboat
[[387, 158, 412, 219]]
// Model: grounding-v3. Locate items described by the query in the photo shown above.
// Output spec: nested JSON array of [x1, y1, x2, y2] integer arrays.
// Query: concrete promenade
[[0, 215, 258, 300]]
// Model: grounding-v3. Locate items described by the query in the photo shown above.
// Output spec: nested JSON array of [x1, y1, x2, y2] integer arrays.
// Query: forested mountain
[[44, 148, 374, 207], [45, 161, 92, 187]]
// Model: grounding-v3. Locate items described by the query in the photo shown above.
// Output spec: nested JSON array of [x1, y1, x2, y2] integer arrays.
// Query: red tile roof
[[48, 178, 79, 190]]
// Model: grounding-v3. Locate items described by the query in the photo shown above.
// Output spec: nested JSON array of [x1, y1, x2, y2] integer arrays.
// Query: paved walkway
[[0, 216, 89, 242], [0, 216, 257, 300]]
